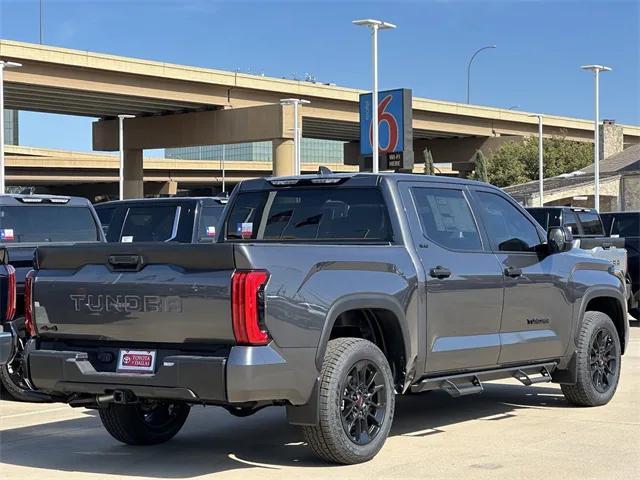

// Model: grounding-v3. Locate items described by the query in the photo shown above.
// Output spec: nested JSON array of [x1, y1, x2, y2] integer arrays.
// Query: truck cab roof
[[95, 196, 229, 207], [0, 194, 93, 207], [241, 172, 498, 191]]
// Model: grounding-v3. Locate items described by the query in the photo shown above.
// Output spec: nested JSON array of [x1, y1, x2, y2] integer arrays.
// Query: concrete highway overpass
[[1, 39, 639, 197], [4, 145, 366, 200]]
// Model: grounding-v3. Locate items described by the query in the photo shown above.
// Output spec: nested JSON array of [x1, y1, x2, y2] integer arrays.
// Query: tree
[[423, 148, 435, 175], [469, 150, 489, 182], [482, 133, 593, 187]]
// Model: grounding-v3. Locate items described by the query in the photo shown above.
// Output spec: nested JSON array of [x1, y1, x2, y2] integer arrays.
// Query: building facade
[[3, 109, 18, 145], [167, 138, 346, 164]]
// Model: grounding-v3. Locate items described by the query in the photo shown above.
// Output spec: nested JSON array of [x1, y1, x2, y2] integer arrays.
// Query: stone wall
[[621, 174, 640, 211]]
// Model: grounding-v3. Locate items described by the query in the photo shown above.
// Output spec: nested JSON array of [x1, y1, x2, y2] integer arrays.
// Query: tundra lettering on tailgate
[[69, 294, 183, 313]]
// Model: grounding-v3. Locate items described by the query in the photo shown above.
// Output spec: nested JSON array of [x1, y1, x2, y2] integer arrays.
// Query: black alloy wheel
[[590, 328, 618, 393], [340, 360, 387, 446]]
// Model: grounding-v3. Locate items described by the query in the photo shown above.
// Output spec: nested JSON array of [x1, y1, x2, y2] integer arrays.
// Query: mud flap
[[285, 379, 319, 426], [551, 351, 578, 384]]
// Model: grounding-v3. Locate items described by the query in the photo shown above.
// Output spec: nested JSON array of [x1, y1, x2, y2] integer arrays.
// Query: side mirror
[[547, 226, 573, 254]]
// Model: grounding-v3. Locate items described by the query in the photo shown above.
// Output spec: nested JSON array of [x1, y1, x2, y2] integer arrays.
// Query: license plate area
[[117, 349, 156, 373]]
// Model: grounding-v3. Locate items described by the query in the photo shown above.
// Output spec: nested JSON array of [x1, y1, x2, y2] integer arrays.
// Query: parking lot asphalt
[[1, 323, 639, 480]]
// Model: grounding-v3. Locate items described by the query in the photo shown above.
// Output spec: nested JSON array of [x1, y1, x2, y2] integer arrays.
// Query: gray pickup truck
[[0, 173, 629, 464]]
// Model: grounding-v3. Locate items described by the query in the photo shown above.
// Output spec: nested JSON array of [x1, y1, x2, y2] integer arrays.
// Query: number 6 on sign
[[369, 95, 399, 153]]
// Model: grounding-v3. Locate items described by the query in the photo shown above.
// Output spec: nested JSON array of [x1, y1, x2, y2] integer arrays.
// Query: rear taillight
[[5, 264, 16, 322], [231, 270, 269, 345], [24, 270, 36, 337]]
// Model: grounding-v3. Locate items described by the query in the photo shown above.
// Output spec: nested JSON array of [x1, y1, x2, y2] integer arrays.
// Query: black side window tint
[[476, 192, 542, 252], [613, 214, 640, 236], [225, 191, 267, 240], [225, 188, 391, 242], [563, 211, 580, 235], [96, 206, 116, 236], [121, 206, 178, 242], [411, 187, 482, 251], [577, 212, 604, 236], [198, 205, 225, 242]]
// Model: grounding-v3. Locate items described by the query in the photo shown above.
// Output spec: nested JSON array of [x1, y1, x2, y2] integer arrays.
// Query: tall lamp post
[[529, 114, 544, 206], [353, 19, 396, 174], [280, 98, 310, 175], [580, 64, 611, 212], [117, 114, 135, 200], [467, 45, 496, 104], [0, 61, 22, 194]]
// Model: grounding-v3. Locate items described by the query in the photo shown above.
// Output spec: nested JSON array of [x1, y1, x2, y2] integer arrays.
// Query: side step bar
[[512, 366, 552, 386], [411, 362, 557, 397]]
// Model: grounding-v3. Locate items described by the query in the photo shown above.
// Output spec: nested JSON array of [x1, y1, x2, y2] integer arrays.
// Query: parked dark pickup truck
[[0, 194, 104, 400], [1, 174, 629, 464], [94, 196, 228, 243], [602, 211, 640, 320], [527, 206, 628, 274]]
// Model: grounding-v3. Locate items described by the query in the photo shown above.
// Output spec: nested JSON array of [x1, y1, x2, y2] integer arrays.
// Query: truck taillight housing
[[231, 270, 269, 345], [24, 270, 36, 337], [4, 264, 16, 322]]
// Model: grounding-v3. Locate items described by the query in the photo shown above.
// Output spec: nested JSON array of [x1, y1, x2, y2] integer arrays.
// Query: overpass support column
[[272, 139, 295, 176], [123, 148, 144, 199]]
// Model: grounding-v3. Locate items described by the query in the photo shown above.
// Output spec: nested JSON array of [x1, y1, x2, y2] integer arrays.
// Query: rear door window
[[120, 206, 180, 242], [576, 211, 604, 236], [225, 188, 392, 242], [410, 187, 482, 251]]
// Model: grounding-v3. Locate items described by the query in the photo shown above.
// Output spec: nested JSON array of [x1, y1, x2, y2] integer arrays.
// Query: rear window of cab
[[224, 187, 392, 242]]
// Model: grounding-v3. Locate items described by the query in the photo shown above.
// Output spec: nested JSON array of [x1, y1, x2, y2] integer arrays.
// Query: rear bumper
[[27, 343, 318, 406]]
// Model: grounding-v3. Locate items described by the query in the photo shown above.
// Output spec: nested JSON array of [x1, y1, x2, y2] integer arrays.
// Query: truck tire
[[0, 364, 43, 402], [99, 400, 190, 445], [303, 337, 395, 464], [561, 311, 621, 407]]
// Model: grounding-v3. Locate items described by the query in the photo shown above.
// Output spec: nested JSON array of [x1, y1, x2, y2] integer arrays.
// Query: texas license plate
[[117, 349, 156, 373]]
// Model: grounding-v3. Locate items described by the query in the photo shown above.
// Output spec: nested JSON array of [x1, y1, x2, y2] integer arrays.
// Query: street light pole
[[0, 61, 22, 194], [529, 114, 544, 206], [467, 45, 496, 104], [117, 114, 135, 200], [353, 19, 396, 174], [581, 64, 611, 212], [280, 98, 310, 175]]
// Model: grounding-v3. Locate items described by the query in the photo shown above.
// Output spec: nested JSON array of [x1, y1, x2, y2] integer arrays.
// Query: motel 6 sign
[[359, 88, 414, 171]]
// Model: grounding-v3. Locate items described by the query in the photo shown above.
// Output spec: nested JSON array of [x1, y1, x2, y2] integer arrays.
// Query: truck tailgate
[[32, 243, 237, 344]]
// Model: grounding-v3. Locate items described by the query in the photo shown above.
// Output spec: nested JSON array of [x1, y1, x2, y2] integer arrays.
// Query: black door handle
[[429, 266, 451, 279], [108, 254, 143, 271], [504, 266, 523, 278]]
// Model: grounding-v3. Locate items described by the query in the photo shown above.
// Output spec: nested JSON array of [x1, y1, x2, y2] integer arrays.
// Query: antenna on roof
[[318, 166, 333, 176]]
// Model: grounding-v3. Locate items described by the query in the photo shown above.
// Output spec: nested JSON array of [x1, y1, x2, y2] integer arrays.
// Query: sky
[[0, 0, 638, 154]]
